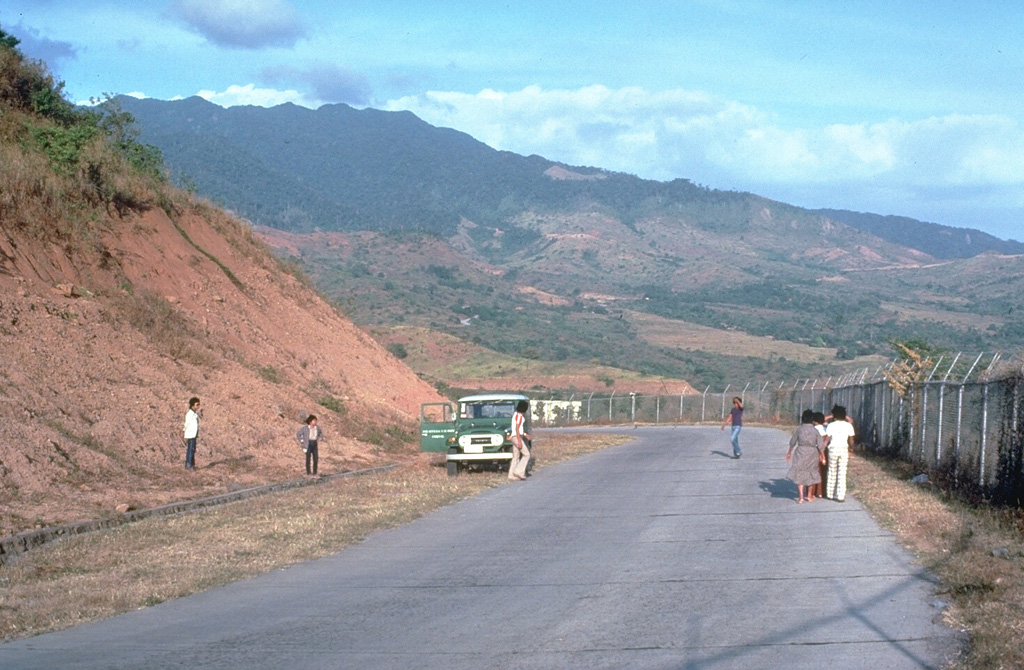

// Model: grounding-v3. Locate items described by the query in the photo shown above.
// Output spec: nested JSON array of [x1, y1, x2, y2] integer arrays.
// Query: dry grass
[[850, 453, 1024, 670], [0, 433, 629, 641], [628, 309, 888, 367], [878, 301, 1003, 331], [380, 325, 688, 389], [106, 286, 220, 368]]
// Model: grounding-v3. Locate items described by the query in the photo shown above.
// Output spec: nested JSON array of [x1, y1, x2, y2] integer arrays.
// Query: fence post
[[935, 354, 960, 464], [936, 382, 945, 464], [899, 390, 906, 456], [980, 383, 989, 489], [1014, 377, 1022, 503], [701, 386, 710, 423], [955, 354, 984, 481], [920, 384, 927, 463], [908, 385, 916, 461], [880, 381, 888, 454]]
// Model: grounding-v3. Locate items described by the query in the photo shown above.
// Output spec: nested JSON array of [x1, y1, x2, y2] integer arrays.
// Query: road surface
[[0, 426, 959, 669]]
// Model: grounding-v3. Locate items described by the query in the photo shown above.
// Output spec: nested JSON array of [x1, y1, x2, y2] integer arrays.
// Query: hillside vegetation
[[0, 28, 442, 535], [816, 209, 1023, 259], [121, 96, 1024, 388]]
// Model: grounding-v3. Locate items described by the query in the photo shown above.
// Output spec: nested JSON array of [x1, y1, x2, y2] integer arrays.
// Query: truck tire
[[447, 448, 459, 477]]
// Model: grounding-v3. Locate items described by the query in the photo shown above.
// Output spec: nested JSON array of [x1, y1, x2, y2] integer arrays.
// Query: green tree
[[95, 95, 165, 179], [1, 26, 21, 50]]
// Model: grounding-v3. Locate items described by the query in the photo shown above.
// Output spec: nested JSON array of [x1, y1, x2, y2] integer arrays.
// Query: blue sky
[[3, 0, 1022, 241]]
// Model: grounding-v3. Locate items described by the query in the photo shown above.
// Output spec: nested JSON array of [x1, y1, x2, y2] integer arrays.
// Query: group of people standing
[[181, 395, 856, 498], [181, 397, 325, 477], [786, 405, 856, 503]]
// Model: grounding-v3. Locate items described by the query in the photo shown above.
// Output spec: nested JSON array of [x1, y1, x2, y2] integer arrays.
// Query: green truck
[[420, 393, 530, 476]]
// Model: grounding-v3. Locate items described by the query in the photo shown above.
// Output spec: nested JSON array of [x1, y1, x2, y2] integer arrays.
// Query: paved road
[[0, 426, 959, 669]]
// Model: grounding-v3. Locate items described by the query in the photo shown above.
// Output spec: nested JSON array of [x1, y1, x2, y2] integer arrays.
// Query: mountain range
[[118, 96, 1024, 388], [119, 95, 1022, 257]]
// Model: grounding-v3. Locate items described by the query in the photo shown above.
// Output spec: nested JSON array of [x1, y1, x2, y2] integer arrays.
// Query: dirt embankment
[[0, 204, 443, 535]]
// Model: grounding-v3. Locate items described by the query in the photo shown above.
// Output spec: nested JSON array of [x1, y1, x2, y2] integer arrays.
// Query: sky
[[2, 0, 1022, 242]]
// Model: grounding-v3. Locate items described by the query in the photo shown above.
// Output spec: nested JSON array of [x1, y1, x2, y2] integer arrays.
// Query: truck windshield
[[463, 402, 516, 419]]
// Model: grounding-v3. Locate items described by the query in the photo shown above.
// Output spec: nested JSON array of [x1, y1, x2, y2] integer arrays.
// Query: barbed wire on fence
[[529, 351, 1024, 504]]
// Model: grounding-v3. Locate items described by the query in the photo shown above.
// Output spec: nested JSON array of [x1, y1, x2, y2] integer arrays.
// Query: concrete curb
[[0, 464, 398, 565]]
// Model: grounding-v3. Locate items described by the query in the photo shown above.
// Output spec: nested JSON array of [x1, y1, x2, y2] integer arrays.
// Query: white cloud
[[261, 63, 372, 106], [383, 86, 1024, 194], [171, 0, 306, 49], [196, 83, 316, 108], [385, 86, 761, 181], [4, 21, 78, 69]]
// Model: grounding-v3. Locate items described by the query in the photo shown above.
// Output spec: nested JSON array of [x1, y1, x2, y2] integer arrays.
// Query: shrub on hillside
[[0, 28, 77, 126], [0, 26, 168, 235]]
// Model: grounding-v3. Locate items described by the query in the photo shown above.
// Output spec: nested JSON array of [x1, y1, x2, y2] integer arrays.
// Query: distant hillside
[[0, 30, 442, 535], [118, 96, 1020, 261], [120, 95, 870, 250], [815, 209, 1024, 258], [117, 95, 1024, 383]]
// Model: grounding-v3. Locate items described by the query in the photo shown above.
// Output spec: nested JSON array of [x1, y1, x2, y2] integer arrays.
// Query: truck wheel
[[446, 460, 459, 477]]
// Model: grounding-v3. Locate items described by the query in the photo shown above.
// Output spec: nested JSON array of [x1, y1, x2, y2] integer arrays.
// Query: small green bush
[[317, 395, 345, 413], [258, 365, 282, 384], [29, 122, 99, 175], [359, 424, 411, 452]]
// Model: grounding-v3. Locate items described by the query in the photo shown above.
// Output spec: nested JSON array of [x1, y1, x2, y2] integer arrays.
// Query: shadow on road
[[758, 477, 798, 499]]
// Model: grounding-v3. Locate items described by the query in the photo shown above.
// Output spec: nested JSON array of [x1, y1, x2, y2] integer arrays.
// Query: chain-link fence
[[533, 384, 825, 427], [531, 352, 1024, 503], [830, 353, 1024, 503]]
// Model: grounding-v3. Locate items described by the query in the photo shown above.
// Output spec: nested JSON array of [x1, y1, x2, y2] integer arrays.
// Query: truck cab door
[[419, 402, 455, 452]]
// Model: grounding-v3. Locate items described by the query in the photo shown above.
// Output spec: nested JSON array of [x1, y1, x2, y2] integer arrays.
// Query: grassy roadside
[[0, 433, 629, 641], [850, 452, 1024, 670]]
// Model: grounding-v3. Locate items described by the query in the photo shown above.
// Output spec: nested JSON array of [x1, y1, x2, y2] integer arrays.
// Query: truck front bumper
[[447, 452, 513, 462]]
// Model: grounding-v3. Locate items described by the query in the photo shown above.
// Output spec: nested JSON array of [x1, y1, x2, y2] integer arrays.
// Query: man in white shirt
[[824, 406, 856, 502], [183, 397, 201, 470]]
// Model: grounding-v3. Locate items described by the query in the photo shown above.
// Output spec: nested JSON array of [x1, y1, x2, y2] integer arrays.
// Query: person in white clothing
[[508, 400, 531, 481], [824, 406, 856, 502], [811, 412, 827, 501], [182, 397, 201, 470]]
